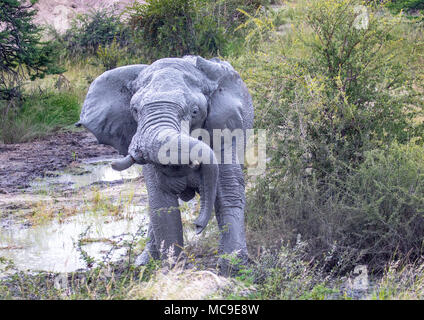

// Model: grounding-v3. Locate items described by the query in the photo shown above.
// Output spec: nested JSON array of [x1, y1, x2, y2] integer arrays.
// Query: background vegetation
[[235, 0, 424, 273], [1, 0, 424, 299], [0, 0, 63, 101], [387, 0, 424, 13]]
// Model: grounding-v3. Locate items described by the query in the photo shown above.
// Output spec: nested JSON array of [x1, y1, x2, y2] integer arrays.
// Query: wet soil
[[0, 130, 118, 194]]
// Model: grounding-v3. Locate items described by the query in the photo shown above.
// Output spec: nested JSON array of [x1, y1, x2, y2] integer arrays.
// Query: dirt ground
[[0, 130, 118, 194]]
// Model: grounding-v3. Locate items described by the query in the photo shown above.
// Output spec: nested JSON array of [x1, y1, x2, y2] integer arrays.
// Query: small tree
[[62, 8, 130, 59], [125, 0, 229, 60], [0, 0, 62, 100], [300, 0, 424, 178]]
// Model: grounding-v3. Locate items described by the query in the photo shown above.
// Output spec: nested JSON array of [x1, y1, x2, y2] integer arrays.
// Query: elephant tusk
[[195, 224, 206, 235], [111, 155, 136, 171]]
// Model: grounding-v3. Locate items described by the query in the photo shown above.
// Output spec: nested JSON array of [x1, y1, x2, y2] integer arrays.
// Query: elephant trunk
[[127, 104, 219, 234], [180, 134, 219, 234]]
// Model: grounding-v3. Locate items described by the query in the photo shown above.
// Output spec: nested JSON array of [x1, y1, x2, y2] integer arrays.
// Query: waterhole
[[0, 158, 148, 273]]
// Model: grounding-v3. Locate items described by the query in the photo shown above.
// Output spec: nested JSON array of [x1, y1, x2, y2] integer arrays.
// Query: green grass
[[0, 60, 104, 144], [21, 91, 81, 128], [0, 90, 81, 143]]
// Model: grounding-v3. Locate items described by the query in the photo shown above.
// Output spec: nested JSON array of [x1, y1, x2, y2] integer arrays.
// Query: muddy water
[[31, 157, 143, 191], [0, 158, 148, 273], [0, 206, 148, 272]]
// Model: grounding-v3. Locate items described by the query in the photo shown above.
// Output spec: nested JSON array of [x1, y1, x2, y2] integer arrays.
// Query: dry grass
[[127, 259, 252, 300], [371, 260, 424, 300]]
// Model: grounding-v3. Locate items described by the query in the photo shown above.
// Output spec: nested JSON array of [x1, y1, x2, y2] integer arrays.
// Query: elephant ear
[[77, 65, 147, 155], [195, 57, 253, 132]]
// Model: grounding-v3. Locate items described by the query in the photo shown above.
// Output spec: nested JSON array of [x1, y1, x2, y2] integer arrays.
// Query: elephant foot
[[134, 246, 160, 266], [134, 243, 186, 267]]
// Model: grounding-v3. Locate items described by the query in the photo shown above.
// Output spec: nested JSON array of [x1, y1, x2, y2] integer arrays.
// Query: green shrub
[[345, 142, 424, 267], [234, 0, 424, 271], [125, 0, 221, 59], [247, 140, 424, 273], [209, 0, 270, 33], [235, 6, 276, 51], [387, 0, 424, 13], [125, 0, 268, 60], [96, 39, 122, 71], [300, 0, 422, 175], [128, 0, 199, 58], [62, 9, 131, 59]]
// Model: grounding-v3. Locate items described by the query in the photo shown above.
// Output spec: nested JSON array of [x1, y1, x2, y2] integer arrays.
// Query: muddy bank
[[0, 130, 118, 194]]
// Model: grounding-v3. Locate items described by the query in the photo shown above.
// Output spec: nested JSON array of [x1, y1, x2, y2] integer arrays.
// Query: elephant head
[[77, 56, 250, 234]]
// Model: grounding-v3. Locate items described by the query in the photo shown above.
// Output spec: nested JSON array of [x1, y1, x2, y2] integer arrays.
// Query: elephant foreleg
[[136, 164, 184, 265], [215, 162, 248, 274]]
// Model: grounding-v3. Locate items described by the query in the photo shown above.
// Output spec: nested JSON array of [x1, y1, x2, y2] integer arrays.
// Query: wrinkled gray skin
[[77, 56, 254, 272]]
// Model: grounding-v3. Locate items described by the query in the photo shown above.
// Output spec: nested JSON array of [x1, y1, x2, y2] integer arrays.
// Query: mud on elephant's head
[[77, 56, 252, 234]]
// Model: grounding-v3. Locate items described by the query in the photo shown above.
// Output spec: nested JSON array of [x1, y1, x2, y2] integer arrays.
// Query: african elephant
[[77, 56, 254, 271]]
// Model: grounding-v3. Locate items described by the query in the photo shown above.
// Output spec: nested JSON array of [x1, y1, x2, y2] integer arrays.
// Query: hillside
[[33, 0, 142, 33]]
